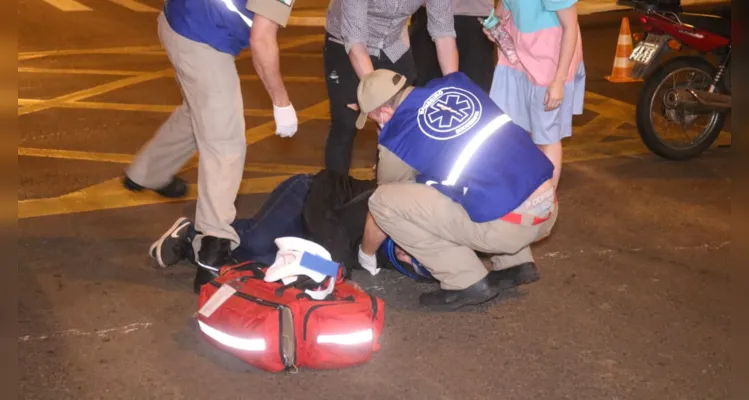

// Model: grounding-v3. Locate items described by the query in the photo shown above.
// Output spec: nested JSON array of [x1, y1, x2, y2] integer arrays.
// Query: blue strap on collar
[[299, 252, 339, 277]]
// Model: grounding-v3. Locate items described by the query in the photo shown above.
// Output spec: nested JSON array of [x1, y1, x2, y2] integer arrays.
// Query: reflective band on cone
[[606, 17, 642, 83]]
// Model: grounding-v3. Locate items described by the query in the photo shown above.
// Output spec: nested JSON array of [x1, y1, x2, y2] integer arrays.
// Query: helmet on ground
[[265, 237, 340, 300], [381, 238, 435, 281]]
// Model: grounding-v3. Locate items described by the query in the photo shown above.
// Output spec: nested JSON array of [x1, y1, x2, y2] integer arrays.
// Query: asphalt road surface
[[19, 2, 732, 400]]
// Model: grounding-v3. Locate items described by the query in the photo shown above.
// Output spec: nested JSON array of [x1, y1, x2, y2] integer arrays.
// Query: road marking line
[[18, 67, 326, 84], [287, 15, 327, 27], [17, 39, 321, 62], [18, 36, 324, 117], [16, 98, 329, 119], [19, 67, 141, 76], [276, 34, 325, 51], [18, 99, 44, 105], [584, 91, 637, 122], [18, 147, 331, 175], [107, 0, 159, 12], [19, 322, 152, 342], [18, 70, 171, 116], [18, 45, 163, 60], [24, 135, 730, 219], [244, 100, 328, 144], [18, 98, 330, 219], [18, 167, 374, 219], [40, 0, 92, 11], [572, 114, 630, 142], [19, 147, 134, 164], [19, 176, 283, 219]]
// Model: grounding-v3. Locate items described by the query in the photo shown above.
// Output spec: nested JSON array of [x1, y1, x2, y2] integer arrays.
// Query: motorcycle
[[618, 0, 731, 160]]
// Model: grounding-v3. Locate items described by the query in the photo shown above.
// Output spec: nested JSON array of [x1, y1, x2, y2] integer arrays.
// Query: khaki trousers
[[371, 147, 557, 290], [126, 13, 245, 248]]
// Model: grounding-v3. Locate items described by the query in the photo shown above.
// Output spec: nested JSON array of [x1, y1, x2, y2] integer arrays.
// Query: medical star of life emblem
[[417, 87, 482, 140]]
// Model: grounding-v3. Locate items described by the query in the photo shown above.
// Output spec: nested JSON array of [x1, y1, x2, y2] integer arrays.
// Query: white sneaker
[[149, 217, 193, 268]]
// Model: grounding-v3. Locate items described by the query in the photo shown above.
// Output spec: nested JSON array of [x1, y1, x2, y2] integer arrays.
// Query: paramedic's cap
[[355, 69, 407, 129]]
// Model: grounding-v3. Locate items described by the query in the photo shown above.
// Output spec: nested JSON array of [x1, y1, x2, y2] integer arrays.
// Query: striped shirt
[[325, 0, 456, 62]]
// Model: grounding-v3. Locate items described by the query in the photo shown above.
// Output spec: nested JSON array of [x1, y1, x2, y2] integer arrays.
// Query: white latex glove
[[273, 103, 298, 138]]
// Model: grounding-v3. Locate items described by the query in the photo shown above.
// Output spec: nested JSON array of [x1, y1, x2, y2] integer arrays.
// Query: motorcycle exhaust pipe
[[664, 89, 732, 113]]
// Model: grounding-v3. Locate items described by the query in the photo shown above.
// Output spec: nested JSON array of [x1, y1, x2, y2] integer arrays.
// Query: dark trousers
[[322, 33, 416, 174], [409, 7, 496, 93], [230, 174, 312, 265]]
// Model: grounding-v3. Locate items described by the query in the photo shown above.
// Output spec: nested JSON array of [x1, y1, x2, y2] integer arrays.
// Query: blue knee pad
[[382, 238, 434, 281]]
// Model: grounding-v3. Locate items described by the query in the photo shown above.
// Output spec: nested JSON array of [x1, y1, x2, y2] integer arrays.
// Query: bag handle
[[222, 261, 267, 280]]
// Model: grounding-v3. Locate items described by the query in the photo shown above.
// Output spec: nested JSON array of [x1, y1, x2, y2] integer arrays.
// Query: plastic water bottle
[[480, 8, 519, 65]]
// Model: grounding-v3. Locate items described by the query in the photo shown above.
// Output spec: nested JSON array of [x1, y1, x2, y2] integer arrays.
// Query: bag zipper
[[207, 281, 295, 370], [301, 296, 355, 341]]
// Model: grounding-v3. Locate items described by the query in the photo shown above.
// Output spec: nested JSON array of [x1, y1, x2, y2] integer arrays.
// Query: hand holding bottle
[[479, 8, 519, 65]]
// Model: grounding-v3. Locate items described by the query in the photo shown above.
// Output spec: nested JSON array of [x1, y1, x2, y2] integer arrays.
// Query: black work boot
[[488, 262, 540, 289], [123, 175, 188, 198], [419, 276, 500, 311], [193, 236, 237, 294]]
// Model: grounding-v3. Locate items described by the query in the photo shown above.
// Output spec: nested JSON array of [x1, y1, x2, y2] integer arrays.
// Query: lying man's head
[[355, 69, 413, 130]]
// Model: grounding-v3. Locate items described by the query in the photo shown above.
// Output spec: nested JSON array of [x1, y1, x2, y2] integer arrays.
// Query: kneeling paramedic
[[123, 0, 300, 273], [355, 69, 559, 310]]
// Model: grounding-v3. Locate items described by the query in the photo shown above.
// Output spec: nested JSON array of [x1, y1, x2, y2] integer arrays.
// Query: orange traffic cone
[[605, 17, 642, 83]]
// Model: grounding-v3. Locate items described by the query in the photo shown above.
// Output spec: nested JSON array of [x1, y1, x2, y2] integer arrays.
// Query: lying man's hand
[[273, 103, 298, 137]]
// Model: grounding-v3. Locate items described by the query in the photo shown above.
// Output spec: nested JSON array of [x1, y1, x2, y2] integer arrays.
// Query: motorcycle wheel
[[635, 56, 728, 160]]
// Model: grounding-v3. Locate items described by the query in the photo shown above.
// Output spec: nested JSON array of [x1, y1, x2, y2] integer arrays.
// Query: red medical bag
[[196, 261, 385, 372]]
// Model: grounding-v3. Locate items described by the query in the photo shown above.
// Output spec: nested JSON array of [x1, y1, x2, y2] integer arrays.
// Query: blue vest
[[378, 72, 554, 223], [164, 0, 254, 56]]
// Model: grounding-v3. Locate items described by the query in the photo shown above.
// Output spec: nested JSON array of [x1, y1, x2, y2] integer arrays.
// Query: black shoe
[[488, 262, 540, 289], [193, 236, 237, 294], [418, 276, 500, 311], [148, 217, 193, 268], [123, 175, 188, 198], [194, 267, 218, 295]]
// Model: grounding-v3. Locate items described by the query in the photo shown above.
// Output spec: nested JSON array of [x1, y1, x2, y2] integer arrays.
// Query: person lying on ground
[[147, 170, 417, 293], [354, 69, 559, 311]]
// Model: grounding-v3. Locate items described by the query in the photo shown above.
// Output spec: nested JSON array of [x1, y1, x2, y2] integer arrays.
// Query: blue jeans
[[230, 174, 313, 265]]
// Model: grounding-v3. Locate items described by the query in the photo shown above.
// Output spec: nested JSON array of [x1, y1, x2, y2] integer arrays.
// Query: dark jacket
[[302, 170, 377, 277]]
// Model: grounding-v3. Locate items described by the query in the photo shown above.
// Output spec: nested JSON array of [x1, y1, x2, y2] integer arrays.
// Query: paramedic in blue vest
[[122, 0, 299, 271], [355, 69, 559, 310]]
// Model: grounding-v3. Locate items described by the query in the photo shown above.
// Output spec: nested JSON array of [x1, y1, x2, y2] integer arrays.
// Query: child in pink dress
[[486, 0, 586, 187]]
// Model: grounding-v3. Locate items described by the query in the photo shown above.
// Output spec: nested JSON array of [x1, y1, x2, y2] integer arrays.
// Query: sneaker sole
[[149, 217, 191, 268], [422, 289, 502, 312]]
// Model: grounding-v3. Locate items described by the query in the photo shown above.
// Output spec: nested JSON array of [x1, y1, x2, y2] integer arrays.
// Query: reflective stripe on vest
[[443, 114, 512, 186], [317, 329, 373, 345], [424, 114, 512, 189], [198, 320, 266, 351], [219, 0, 253, 27]]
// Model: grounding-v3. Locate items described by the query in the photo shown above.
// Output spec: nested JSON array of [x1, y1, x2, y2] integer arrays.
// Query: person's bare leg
[[361, 212, 387, 255], [538, 141, 563, 188]]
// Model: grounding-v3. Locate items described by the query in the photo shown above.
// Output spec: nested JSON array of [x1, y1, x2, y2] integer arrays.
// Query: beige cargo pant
[[126, 13, 245, 248], [372, 146, 557, 290]]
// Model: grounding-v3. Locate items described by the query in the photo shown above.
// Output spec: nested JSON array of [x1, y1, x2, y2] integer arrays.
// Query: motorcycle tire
[[635, 56, 728, 161]]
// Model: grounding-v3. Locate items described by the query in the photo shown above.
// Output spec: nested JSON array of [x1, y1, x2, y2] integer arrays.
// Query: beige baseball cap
[[355, 69, 408, 129]]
